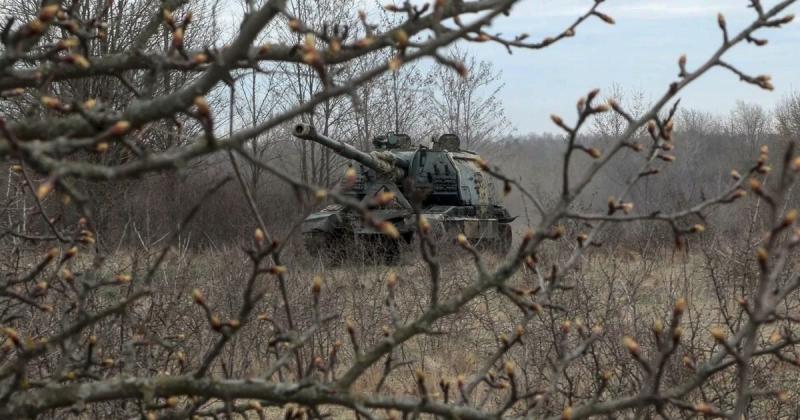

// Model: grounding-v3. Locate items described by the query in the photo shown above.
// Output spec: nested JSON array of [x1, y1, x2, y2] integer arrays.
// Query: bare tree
[[424, 46, 510, 150], [268, 0, 361, 187], [351, 53, 431, 149], [776, 90, 800, 139], [677, 107, 724, 136], [592, 83, 648, 138], [727, 100, 773, 154]]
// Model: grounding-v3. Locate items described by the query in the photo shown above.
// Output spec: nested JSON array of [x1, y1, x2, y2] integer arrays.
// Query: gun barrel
[[292, 124, 406, 178]]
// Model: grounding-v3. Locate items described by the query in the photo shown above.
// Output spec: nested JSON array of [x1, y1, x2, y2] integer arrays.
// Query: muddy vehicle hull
[[301, 204, 512, 264]]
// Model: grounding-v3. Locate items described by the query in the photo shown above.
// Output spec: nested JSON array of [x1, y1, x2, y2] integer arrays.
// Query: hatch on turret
[[433, 134, 460, 151], [373, 133, 412, 150]]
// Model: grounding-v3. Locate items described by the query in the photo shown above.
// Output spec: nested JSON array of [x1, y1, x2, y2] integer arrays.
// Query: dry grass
[[7, 223, 797, 418], [95, 235, 793, 403]]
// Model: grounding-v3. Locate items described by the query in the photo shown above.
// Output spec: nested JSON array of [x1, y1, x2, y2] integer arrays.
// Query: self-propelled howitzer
[[292, 123, 514, 263]]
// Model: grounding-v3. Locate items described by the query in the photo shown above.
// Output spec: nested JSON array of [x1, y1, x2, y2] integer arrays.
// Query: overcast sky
[[461, 0, 800, 134]]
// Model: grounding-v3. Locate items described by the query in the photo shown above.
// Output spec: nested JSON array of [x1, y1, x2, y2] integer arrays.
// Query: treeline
[[1, 0, 798, 252], [19, 90, 792, 253], [4, 83, 799, 253], [497, 92, 800, 247]]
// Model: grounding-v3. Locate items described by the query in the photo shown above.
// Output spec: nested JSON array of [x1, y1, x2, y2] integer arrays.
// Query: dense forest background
[[8, 86, 796, 254]]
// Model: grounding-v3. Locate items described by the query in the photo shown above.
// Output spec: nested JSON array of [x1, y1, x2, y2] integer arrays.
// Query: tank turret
[[292, 124, 515, 264]]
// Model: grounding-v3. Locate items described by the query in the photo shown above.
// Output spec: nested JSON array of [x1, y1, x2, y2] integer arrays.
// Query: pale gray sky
[[463, 0, 799, 133]]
